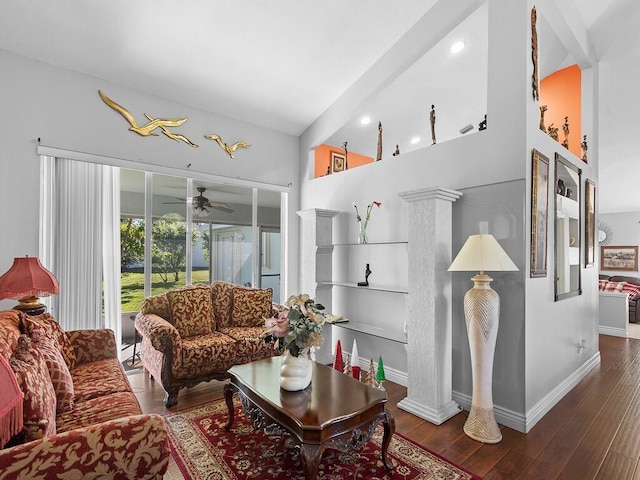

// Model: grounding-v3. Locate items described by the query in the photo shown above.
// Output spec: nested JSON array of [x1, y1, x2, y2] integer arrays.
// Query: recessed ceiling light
[[360, 116, 371, 125], [410, 137, 421, 145], [451, 41, 465, 54]]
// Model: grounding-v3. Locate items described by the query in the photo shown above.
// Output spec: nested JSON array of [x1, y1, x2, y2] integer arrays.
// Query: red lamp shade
[[0, 257, 59, 315]]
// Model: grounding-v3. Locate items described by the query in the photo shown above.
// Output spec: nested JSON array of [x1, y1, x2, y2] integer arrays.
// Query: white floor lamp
[[448, 234, 518, 443]]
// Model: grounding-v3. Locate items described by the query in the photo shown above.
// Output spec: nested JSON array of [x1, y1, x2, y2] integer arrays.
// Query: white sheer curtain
[[39, 156, 122, 351], [102, 166, 122, 351]]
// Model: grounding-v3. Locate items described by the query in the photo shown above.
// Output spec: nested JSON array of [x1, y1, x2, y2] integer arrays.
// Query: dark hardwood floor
[[128, 334, 640, 479]]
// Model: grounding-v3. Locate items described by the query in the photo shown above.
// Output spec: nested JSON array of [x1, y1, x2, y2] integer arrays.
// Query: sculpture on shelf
[[357, 263, 372, 287], [479, 114, 487, 131], [342, 141, 349, 170], [562, 116, 570, 149], [430, 105, 437, 144], [557, 179, 565, 196], [539, 105, 547, 131], [204, 134, 251, 159], [376, 121, 383, 162], [392, 145, 400, 157], [99, 90, 198, 148], [531, 7, 539, 100], [581, 135, 588, 162], [547, 123, 559, 141]]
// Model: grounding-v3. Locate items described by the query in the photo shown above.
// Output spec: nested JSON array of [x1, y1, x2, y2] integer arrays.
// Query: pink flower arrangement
[[264, 294, 326, 357]]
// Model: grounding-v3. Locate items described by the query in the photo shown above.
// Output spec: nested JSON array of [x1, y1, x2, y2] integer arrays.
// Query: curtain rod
[[36, 143, 291, 192]]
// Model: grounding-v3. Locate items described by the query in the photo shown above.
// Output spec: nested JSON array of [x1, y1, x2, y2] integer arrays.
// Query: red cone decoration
[[333, 340, 344, 372]]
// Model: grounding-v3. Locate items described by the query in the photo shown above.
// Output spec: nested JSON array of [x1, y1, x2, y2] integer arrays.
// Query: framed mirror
[[554, 153, 582, 301]]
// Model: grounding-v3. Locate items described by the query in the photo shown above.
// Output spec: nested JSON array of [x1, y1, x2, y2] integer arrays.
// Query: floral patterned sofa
[[135, 282, 282, 407], [0, 309, 169, 480]]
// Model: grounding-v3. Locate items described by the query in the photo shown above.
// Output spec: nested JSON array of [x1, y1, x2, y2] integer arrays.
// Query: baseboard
[[599, 325, 628, 338], [523, 351, 600, 432], [452, 351, 601, 433]]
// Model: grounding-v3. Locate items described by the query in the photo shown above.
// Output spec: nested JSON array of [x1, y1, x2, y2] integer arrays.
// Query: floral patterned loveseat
[[135, 282, 282, 408], [0, 310, 169, 479]]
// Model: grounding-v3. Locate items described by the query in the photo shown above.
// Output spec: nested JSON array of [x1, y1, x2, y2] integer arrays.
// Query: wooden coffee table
[[224, 357, 395, 480]]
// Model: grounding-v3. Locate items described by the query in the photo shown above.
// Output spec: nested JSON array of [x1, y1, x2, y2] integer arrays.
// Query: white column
[[296, 208, 339, 365], [397, 187, 462, 424]]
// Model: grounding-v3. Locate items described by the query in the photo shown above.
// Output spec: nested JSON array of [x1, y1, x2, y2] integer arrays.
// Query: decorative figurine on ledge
[[392, 145, 400, 157], [581, 135, 588, 163], [562, 116, 570, 149], [376, 121, 383, 162], [430, 105, 437, 144], [547, 123, 559, 141], [342, 141, 349, 170], [478, 114, 487, 131], [539, 105, 547, 131], [357, 263, 372, 287]]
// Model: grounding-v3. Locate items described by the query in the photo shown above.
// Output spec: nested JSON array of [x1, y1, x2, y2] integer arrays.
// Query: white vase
[[280, 351, 313, 391]]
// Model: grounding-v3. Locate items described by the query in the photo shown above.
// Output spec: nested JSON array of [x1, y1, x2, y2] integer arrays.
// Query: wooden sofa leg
[[164, 389, 179, 408]]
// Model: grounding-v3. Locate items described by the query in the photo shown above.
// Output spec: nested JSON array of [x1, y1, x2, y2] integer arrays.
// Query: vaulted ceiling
[[1, 0, 637, 213]]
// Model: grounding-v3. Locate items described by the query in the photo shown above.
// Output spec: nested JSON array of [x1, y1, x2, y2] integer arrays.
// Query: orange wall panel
[[539, 64, 582, 159], [314, 144, 374, 178]]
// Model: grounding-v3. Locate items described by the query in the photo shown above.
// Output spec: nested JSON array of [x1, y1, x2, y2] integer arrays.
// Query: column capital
[[296, 208, 340, 219], [398, 186, 462, 204]]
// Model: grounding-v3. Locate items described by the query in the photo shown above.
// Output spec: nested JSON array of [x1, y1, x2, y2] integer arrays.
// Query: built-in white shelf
[[317, 281, 408, 294], [332, 320, 407, 344], [328, 241, 408, 247]]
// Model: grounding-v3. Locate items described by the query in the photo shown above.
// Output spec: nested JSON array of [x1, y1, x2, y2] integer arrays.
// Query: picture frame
[[330, 151, 346, 173], [601, 245, 638, 271], [584, 179, 596, 267], [530, 149, 549, 277]]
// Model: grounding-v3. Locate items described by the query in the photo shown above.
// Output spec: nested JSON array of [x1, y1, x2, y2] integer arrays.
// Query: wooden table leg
[[381, 411, 396, 472], [299, 443, 323, 480], [223, 383, 236, 431]]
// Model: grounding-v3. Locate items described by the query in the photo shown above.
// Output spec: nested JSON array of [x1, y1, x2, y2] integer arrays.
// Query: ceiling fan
[[163, 187, 234, 216]]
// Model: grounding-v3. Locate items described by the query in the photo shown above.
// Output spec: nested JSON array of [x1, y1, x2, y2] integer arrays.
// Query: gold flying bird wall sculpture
[[204, 134, 251, 159], [98, 90, 198, 148]]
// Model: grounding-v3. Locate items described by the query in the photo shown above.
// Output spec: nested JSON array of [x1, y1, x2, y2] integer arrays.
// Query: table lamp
[[0, 256, 59, 316], [448, 234, 518, 443]]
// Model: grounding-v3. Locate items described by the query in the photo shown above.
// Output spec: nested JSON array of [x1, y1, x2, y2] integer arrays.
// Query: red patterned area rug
[[164, 398, 481, 480]]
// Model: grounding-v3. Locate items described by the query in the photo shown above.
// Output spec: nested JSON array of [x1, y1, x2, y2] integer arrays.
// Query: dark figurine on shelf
[[581, 134, 588, 162], [430, 105, 436, 144], [326, 165, 331, 176], [539, 105, 547, 131], [562, 116, 569, 149], [557, 179, 565, 196], [392, 145, 400, 157], [376, 121, 383, 162], [357, 263, 372, 287], [547, 123, 559, 141], [342, 141, 349, 170], [478, 114, 487, 131]]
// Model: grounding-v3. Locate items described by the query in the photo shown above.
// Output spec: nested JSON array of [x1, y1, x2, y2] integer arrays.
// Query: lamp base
[[464, 405, 502, 443], [13, 296, 47, 316], [463, 273, 502, 443]]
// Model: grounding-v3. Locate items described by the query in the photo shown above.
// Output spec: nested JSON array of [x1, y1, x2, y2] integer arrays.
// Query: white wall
[[0, 50, 301, 309], [297, 0, 601, 432]]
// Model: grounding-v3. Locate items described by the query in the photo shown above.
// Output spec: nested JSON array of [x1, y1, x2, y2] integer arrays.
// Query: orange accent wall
[[539, 64, 582, 158], [314, 144, 374, 178]]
